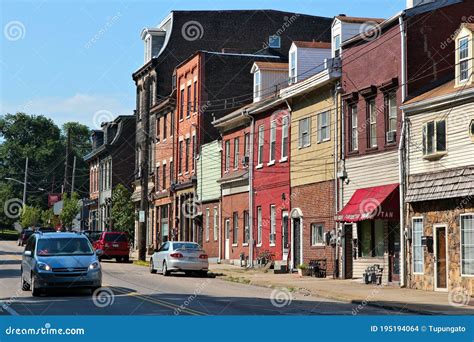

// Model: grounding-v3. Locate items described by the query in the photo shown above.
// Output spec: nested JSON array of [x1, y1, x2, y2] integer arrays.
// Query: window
[[179, 88, 184, 120], [461, 214, 474, 275], [368, 99, 377, 148], [192, 135, 196, 171], [185, 138, 190, 172], [225, 140, 230, 171], [334, 34, 341, 58], [459, 37, 469, 82], [358, 220, 384, 257], [170, 111, 174, 136], [186, 85, 191, 118], [193, 81, 198, 112], [257, 125, 264, 165], [269, 121, 276, 162], [257, 207, 262, 245], [233, 137, 240, 169], [311, 224, 324, 246], [163, 114, 167, 140], [156, 116, 160, 142], [213, 207, 218, 241], [413, 218, 424, 273], [155, 166, 160, 190], [205, 208, 210, 241], [162, 163, 166, 190], [244, 133, 250, 157], [232, 212, 238, 245], [350, 105, 358, 151], [170, 161, 174, 183], [161, 206, 169, 242], [178, 140, 183, 174], [298, 117, 311, 148], [268, 35, 281, 48], [270, 205, 276, 245], [386, 92, 397, 141], [243, 210, 249, 244], [317, 111, 330, 142], [422, 120, 446, 157], [254, 71, 261, 99], [281, 116, 289, 159], [289, 51, 296, 84]]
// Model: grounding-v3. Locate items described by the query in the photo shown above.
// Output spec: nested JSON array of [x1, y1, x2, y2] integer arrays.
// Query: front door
[[343, 224, 353, 279], [282, 211, 289, 261], [434, 225, 448, 291], [293, 218, 301, 268], [224, 219, 230, 260], [388, 222, 400, 282]]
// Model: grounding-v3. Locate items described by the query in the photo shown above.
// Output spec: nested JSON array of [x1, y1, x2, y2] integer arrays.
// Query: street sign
[[139, 210, 145, 223]]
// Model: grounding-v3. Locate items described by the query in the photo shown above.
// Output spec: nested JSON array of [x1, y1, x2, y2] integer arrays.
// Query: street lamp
[[4, 177, 45, 206]]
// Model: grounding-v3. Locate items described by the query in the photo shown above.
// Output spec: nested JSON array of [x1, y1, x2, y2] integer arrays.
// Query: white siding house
[[251, 62, 288, 102], [288, 41, 331, 84]]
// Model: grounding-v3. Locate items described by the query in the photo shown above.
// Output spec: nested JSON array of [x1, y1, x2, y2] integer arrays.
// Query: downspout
[[333, 82, 339, 279], [244, 110, 255, 267], [218, 138, 222, 263], [285, 99, 292, 269], [340, 95, 346, 279], [398, 15, 407, 288]]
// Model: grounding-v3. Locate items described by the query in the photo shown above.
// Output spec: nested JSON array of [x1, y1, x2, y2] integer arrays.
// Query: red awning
[[336, 183, 399, 222]]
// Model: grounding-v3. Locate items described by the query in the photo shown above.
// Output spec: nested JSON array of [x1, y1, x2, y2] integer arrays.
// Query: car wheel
[[149, 259, 156, 274], [116, 257, 122, 263], [31, 274, 41, 297], [162, 261, 169, 276], [123, 256, 129, 263], [199, 270, 208, 278], [21, 272, 30, 291]]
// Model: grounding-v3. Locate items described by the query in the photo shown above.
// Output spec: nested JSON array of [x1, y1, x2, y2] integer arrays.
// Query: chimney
[[406, 0, 435, 9]]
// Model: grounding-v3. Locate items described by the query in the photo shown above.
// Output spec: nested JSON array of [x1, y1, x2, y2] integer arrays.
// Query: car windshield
[[36, 238, 94, 256], [104, 234, 128, 242], [173, 243, 200, 250]]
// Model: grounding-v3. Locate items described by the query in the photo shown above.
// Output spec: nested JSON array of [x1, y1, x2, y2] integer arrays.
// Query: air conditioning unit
[[386, 130, 397, 143], [242, 155, 249, 166]]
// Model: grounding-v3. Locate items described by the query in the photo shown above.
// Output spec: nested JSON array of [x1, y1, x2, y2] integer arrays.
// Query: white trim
[[433, 223, 449, 292], [460, 213, 474, 277], [412, 216, 424, 275]]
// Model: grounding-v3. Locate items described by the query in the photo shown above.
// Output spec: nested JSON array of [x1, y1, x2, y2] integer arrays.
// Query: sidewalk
[[209, 263, 474, 315]]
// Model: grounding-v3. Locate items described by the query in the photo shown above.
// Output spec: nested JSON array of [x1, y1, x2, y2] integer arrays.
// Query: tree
[[19, 206, 41, 228], [60, 192, 80, 229], [111, 184, 134, 237], [40, 208, 55, 226]]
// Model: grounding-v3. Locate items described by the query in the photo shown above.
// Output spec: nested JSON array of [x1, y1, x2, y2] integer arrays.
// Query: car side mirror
[[95, 249, 104, 257], [24, 251, 32, 257]]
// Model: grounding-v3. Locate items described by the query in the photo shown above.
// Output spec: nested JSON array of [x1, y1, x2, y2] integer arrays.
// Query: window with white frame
[[334, 34, 341, 58], [289, 51, 296, 84], [317, 111, 330, 142], [422, 119, 446, 157], [298, 117, 311, 148], [461, 214, 474, 275], [311, 223, 324, 246], [386, 92, 397, 139], [413, 218, 424, 273], [205, 208, 210, 241], [233, 137, 239, 169], [269, 121, 276, 162], [459, 37, 469, 82], [368, 99, 377, 148], [213, 207, 219, 241], [225, 140, 230, 171], [254, 71, 261, 99], [270, 205, 276, 245], [281, 116, 289, 159], [232, 212, 238, 245], [257, 125, 264, 165], [350, 105, 358, 151], [268, 35, 281, 49], [257, 206, 262, 245], [243, 210, 249, 244]]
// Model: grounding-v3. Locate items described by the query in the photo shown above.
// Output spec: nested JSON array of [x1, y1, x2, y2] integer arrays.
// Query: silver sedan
[[149, 241, 208, 276]]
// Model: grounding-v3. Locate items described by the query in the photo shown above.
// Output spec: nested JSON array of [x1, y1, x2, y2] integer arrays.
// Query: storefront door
[[388, 222, 400, 282], [434, 225, 448, 291]]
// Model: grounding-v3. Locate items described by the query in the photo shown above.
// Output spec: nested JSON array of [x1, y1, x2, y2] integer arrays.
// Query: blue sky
[[0, 0, 405, 129]]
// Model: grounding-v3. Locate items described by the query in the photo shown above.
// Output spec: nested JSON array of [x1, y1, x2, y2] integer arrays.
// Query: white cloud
[[0, 93, 133, 128]]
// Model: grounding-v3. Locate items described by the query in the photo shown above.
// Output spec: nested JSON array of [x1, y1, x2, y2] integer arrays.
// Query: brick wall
[[201, 201, 220, 258], [221, 191, 249, 262]]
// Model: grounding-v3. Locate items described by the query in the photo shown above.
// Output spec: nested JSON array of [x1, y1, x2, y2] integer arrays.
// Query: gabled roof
[[292, 41, 331, 49], [253, 61, 288, 71], [335, 16, 385, 24]]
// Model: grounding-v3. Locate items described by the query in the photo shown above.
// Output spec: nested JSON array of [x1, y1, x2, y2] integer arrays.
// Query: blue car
[[21, 232, 103, 296]]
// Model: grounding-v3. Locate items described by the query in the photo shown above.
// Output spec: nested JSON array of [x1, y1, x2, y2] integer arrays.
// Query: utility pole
[[22, 157, 28, 207], [63, 127, 71, 194], [138, 77, 150, 261], [71, 156, 77, 196]]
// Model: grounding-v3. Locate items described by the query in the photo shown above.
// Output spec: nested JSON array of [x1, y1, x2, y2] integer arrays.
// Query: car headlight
[[89, 261, 100, 270], [37, 262, 51, 271]]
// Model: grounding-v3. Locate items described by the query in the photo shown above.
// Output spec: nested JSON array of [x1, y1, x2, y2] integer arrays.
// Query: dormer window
[[289, 51, 296, 84], [268, 35, 281, 49], [254, 71, 261, 100], [334, 34, 341, 58], [459, 37, 469, 82], [144, 36, 151, 63]]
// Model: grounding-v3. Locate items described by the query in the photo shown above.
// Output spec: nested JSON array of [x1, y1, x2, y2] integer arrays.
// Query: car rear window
[[104, 234, 128, 242], [37, 238, 94, 256], [173, 243, 200, 250], [89, 232, 102, 241]]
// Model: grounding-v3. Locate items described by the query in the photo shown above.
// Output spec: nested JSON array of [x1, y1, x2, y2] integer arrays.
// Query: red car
[[93, 232, 130, 263]]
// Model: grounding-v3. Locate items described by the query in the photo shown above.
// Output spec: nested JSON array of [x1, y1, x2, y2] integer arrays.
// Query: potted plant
[[297, 264, 309, 277]]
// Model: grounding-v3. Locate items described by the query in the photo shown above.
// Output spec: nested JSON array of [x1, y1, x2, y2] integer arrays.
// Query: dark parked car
[[21, 232, 103, 296], [36, 227, 57, 233], [18, 228, 34, 246], [93, 232, 130, 263]]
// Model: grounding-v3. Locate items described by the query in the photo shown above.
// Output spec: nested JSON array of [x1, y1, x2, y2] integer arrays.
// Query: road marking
[[109, 286, 206, 316]]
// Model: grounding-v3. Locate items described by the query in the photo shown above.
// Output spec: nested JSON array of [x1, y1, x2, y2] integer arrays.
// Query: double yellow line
[[109, 286, 207, 316]]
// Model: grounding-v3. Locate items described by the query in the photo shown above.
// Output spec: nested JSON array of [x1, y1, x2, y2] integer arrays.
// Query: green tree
[[40, 208, 54, 226], [19, 206, 41, 228], [111, 184, 134, 237], [60, 192, 80, 229]]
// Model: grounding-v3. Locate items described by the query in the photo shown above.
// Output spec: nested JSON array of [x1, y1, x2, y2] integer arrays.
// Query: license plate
[[113, 244, 119, 248], [187, 257, 198, 261]]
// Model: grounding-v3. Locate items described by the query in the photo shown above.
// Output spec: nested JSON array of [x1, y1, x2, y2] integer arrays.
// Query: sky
[[0, 0, 406, 129]]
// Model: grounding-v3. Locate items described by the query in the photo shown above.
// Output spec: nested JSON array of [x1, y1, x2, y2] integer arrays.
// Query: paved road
[[0, 240, 403, 315]]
